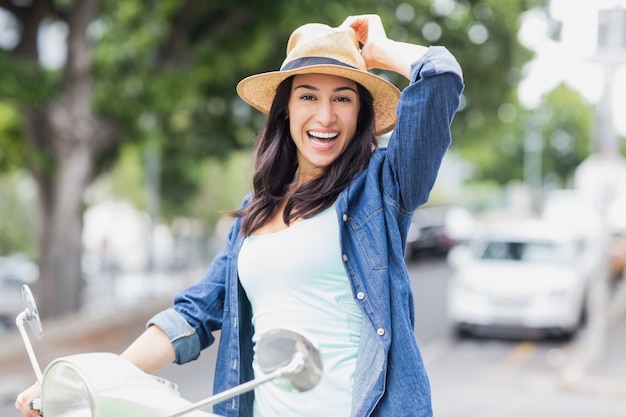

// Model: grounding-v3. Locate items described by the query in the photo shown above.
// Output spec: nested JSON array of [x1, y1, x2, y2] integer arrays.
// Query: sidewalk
[[556, 280, 626, 396]]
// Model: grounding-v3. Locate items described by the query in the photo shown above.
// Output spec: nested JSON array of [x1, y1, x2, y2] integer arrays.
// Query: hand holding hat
[[341, 14, 429, 80], [340, 15, 390, 71]]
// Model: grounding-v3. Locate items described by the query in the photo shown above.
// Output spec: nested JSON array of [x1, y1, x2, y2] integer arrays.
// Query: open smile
[[307, 130, 339, 146]]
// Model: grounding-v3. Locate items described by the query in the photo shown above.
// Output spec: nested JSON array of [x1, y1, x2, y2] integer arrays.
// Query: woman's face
[[287, 73, 360, 181]]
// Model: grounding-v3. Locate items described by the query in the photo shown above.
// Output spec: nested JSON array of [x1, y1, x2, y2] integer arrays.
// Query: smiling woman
[[17, 14, 465, 417]]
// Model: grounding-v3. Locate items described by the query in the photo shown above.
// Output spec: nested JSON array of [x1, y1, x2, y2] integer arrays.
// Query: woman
[[17, 14, 463, 417]]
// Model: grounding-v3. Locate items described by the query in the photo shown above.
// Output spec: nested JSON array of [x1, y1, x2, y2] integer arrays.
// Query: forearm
[[370, 38, 429, 80], [121, 325, 175, 374]]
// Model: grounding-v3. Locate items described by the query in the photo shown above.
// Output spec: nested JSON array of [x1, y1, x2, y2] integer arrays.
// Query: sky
[[518, 0, 626, 136]]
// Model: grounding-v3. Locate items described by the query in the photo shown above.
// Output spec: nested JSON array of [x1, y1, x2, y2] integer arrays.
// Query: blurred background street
[[2, 0, 626, 415]]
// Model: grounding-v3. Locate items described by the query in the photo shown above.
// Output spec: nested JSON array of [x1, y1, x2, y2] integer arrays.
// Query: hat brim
[[236, 64, 401, 136]]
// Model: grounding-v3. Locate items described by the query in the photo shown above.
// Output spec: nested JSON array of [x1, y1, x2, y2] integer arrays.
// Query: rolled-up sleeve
[[148, 308, 202, 364], [410, 45, 463, 81]]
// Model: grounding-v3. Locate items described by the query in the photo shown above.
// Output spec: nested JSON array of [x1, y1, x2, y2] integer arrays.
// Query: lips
[[307, 130, 338, 146]]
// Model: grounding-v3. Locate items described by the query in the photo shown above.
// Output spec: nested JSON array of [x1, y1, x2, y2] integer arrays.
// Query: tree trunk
[[25, 83, 117, 317], [36, 142, 92, 316]]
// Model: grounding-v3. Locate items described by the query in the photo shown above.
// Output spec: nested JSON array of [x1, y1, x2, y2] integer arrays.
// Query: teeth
[[308, 131, 338, 139]]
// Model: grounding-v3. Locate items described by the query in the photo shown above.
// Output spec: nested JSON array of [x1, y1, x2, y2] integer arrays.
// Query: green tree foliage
[[468, 84, 595, 188], [0, 101, 24, 172], [1, 0, 552, 217], [0, 102, 37, 255], [0, 0, 552, 314], [539, 84, 595, 186], [429, 0, 548, 183], [0, 171, 38, 257]]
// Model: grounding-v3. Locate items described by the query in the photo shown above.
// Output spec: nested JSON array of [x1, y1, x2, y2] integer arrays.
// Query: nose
[[316, 100, 336, 126]]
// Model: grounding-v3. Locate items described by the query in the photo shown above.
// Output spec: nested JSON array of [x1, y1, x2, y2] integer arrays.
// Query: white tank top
[[238, 205, 363, 417]]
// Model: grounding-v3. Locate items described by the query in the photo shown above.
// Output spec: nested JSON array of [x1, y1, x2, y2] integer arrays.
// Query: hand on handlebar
[[15, 382, 41, 417]]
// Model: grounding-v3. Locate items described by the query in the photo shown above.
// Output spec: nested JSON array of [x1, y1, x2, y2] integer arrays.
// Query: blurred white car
[[446, 219, 591, 339]]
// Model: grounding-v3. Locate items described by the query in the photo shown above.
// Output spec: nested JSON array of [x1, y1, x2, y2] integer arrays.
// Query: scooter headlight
[[39, 352, 200, 417], [41, 359, 96, 417]]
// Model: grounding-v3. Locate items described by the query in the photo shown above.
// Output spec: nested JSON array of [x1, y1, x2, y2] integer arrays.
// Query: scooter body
[[16, 285, 323, 417]]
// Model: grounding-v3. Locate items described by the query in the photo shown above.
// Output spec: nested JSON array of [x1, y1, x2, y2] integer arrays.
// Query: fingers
[[15, 382, 41, 417], [340, 14, 390, 71], [340, 14, 385, 44], [15, 395, 40, 417]]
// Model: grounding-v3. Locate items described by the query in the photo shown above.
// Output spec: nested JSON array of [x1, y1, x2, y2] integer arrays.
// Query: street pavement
[[1, 282, 626, 415]]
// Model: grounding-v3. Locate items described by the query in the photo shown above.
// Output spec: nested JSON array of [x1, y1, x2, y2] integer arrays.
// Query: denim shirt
[[149, 46, 463, 417]]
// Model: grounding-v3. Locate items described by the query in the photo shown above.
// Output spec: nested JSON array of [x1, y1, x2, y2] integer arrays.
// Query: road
[[2, 257, 625, 416], [411, 257, 626, 417]]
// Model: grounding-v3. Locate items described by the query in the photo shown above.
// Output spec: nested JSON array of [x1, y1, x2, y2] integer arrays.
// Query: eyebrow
[[293, 84, 358, 95]]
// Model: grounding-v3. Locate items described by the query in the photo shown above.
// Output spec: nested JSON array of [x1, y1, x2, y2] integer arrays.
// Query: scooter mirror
[[257, 329, 323, 392], [21, 284, 43, 341], [165, 329, 324, 417]]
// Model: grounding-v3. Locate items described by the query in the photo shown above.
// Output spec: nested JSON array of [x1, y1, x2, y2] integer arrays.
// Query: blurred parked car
[[0, 254, 39, 324], [446, 219, 591, 339], [405, 205, 476, 260]]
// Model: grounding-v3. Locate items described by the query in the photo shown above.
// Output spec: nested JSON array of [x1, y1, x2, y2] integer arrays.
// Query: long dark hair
[[234, 75, 376, 235]]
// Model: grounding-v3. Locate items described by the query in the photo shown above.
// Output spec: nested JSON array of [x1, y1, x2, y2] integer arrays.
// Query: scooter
[[15, 284, 323, 417]]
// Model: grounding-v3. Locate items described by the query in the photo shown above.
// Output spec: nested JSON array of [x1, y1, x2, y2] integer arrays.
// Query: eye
[[334, 96, 352, 103], [299, 94, 316, 101]]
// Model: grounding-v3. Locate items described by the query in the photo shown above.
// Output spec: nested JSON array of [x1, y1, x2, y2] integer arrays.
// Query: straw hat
[[236, 23, 401, 136]]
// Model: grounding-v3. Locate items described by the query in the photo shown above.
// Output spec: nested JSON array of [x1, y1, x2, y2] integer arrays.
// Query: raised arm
[[343, 14, 463, 212]]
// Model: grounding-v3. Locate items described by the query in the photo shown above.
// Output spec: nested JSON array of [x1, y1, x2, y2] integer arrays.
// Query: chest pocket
[[349, 206, 389, 270]]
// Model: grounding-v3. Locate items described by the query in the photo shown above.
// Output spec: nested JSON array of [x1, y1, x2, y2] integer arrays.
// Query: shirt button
[[357, 292, 365, 300], [342, 213, 348, 221], [377, 328, 385, 336], [342, 254, 348, 262]]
